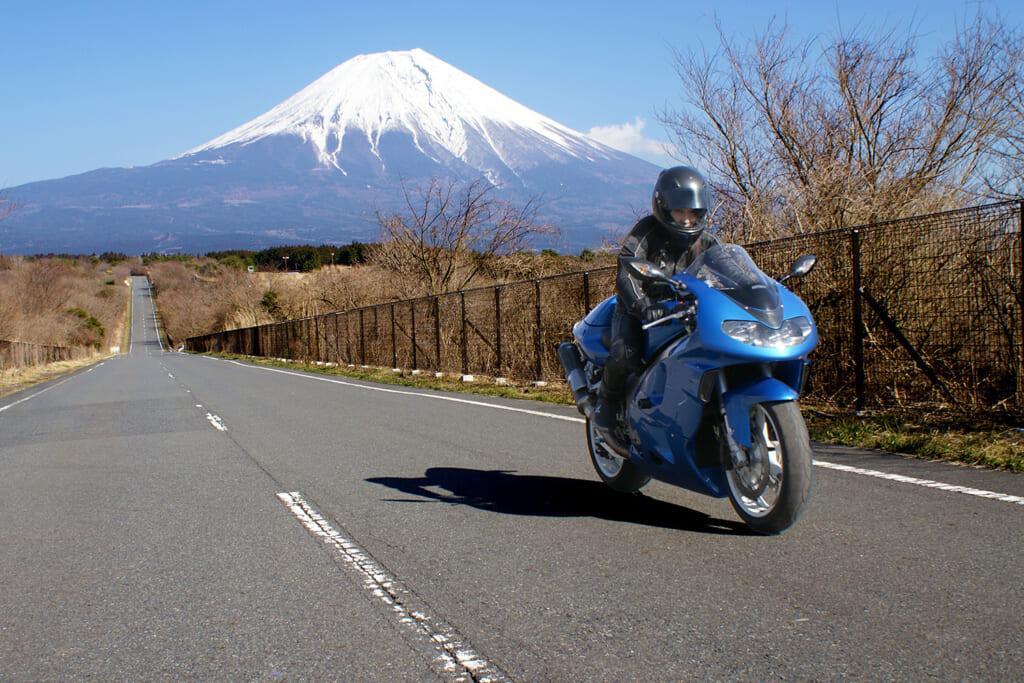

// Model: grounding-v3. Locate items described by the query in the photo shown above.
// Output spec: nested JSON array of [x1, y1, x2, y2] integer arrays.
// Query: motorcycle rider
[[592, 166, 718, 433]]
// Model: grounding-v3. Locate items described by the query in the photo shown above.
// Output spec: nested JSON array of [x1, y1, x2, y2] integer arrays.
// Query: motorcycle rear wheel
[[586, 417, 650, 493], [724, 401, 812, 534]]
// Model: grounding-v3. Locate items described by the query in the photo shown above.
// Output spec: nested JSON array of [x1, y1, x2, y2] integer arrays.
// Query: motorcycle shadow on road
[[366, 467, 752, 536]]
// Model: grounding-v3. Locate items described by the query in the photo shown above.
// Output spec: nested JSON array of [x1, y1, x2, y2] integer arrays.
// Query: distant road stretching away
[[1, 276, 1022, 680]]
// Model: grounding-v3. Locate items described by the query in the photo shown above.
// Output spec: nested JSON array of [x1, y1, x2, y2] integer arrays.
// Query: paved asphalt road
[[1, 277, 1022, 681]]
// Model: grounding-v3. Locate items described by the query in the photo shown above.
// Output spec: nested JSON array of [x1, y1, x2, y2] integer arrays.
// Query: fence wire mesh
[[187, 201, 1023, 417]]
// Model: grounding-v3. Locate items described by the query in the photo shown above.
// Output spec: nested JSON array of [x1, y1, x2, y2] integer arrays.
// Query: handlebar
[[641, 302, 697, 331]]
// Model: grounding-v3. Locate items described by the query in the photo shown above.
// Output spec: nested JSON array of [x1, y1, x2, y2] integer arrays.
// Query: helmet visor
[[661, 185, 709, 212]]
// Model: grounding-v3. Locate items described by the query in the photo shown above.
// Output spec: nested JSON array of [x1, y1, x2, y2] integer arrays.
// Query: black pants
[[600, 302, 644, 401]]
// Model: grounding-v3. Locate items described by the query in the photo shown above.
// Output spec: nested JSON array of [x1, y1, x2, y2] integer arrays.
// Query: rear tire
[[724, 401, 812, 534], [586, 417, 650, 493]]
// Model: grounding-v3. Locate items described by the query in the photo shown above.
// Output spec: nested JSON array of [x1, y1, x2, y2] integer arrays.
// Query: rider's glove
[[642, 302, 672, 324]]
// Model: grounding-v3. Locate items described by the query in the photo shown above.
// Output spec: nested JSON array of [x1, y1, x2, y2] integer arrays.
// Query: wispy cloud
[[587, 117, 673, 166]]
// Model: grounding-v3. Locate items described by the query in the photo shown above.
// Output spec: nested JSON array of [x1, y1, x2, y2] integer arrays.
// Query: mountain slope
[[1, 49, 658, 255]]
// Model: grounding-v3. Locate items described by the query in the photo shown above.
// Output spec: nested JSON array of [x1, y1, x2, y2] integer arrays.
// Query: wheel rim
[[588, 419, 625, 478], [725, 405, 784, 518]]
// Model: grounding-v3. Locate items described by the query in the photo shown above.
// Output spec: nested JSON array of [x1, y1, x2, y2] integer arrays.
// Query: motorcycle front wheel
[[585, 417, 650, 493], [724, 401, 813, 534]]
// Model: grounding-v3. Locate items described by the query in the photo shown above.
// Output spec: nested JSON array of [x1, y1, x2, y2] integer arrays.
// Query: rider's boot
[[592, 387, 618, 433]]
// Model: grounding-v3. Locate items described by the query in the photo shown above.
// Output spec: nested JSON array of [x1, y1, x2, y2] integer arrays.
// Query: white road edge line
[[0, 374, 77, 414], [216, 358, 1021, 507], [224, 359, 584, 423], [813, 460, 1024, 505], [277, 492, 509, 683]]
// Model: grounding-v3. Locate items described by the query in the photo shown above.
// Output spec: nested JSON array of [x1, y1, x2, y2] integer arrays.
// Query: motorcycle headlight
[[722, 317, 813, 348]]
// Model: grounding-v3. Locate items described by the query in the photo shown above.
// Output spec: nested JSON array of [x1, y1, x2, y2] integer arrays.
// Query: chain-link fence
[[187, 201, 1023, 417]]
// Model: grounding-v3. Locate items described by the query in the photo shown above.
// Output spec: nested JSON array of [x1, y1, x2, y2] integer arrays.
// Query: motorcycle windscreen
[[686, 244, 780, 319]]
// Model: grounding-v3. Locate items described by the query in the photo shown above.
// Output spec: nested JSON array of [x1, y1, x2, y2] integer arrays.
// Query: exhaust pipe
[[558, 342, 593, 416]]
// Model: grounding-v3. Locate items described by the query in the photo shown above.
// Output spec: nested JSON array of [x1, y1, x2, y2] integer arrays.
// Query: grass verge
[[804, 407, 1023, 472], [209, 353, 575, 405]]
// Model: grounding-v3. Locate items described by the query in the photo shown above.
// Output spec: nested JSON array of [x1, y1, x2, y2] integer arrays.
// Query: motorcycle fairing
[[573, 296, 616, 365], [626, 339, 730, 497]]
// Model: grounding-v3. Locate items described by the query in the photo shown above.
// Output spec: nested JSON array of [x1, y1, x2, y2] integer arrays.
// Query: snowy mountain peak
[[0, 48, 659, 255], [182, 48, 619, 174]]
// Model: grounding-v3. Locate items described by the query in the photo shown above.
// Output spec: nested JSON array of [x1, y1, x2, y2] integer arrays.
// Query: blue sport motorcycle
[[558, 242, 818, 534]]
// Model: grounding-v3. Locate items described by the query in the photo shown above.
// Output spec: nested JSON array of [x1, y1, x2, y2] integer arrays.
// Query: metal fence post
[[411, 300, 418, 370], [494, 286, 502, 375], [1019, 200, 1024, 411], [534, 279, 543, 379], [373, 307, 379, 365], [345, 312, 352, 363], [359, 309, 366, 365], [852, 229, 865, 412], [460, 292, 469, 374], [390, 303, 397, 369], [314, 315, 321, 362], [433, 297, 441, 371], [585, 271, 593, 314]]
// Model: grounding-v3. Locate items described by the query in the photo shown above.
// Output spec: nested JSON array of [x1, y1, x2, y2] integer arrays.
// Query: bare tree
[[661, 9, 1023, 240], [371, 177, 557, 296], [980, 21, 1024, 199]]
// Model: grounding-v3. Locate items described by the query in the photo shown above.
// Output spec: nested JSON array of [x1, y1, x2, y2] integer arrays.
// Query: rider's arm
[[615, 218, 658, 318]]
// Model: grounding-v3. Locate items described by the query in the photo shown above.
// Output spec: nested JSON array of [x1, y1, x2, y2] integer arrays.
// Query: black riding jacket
[[615, 215, 719, 318]]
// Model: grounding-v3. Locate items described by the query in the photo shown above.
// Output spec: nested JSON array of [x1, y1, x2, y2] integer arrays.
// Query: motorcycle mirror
[[782, 255, 817, 282], [622, 258, 669, 282]]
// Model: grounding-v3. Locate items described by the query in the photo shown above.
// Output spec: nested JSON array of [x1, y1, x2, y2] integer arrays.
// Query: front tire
[[586, 417, 650, 493], [724, 401, 812, 534]]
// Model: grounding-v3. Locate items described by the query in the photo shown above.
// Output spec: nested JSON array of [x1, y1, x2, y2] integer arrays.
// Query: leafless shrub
[[661, 9, 1023, 241], [0, 255, 130, 375], [370, 177, 559, 296]]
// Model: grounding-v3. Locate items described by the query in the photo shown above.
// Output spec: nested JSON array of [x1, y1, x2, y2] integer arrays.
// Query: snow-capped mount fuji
[[1, 49, 659, 255], [183, 48, 624, 181]]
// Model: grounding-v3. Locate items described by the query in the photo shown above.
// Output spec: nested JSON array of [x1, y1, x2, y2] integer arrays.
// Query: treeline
[[138, 243, 371, 273], [13, 251, 132, 265], [204, 242, 372, 272]]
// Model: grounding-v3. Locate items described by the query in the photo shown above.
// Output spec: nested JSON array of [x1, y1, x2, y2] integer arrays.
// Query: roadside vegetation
[[804, 409, 1024, 473], [0, 253, 132, 396], [661, 8, 1023, 240], [0, 253, 132, 349], [145, 238, 610, 349]]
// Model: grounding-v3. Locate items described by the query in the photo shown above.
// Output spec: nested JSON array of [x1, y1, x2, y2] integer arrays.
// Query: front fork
[[711, 369, 803, 470], [712, 374, 750, 470]]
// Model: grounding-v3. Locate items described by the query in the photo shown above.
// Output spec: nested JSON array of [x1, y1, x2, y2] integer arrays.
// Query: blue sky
[[1, 0, 1016, 189]]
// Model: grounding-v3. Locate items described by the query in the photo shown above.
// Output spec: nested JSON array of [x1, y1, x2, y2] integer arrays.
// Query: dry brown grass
[[0, 255, 131, 361], [148, 251, 614, 348]]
